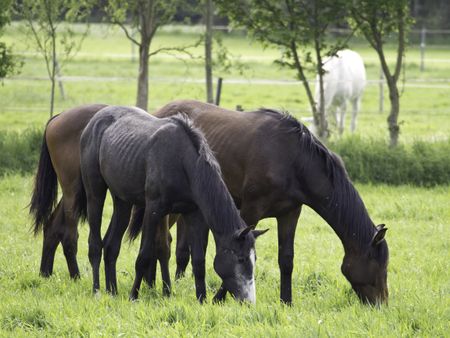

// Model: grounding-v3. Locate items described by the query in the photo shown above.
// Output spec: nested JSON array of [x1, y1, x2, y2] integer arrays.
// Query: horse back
[[154, 101, 302, 206], [82, 106, 195, 206], [45, 104, 108, 193]]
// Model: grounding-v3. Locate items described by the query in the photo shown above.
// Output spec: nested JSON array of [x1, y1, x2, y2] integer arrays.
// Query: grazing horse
[[30, 104, 107, 278], [155, 100, 389, 305], [75, 106, 267, 302], [29, 104, 170, 289], [315, 49, 366, 134]]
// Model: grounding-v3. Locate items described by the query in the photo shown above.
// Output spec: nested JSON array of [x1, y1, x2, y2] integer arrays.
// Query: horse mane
[[256, 108, 375, 246], [169, 113, 243, 235], [169, 113, 222, 174]]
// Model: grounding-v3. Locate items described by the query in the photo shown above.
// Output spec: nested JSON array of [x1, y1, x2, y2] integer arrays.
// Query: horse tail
[[127, 206, 145, 241], [29, 117, 59, 235], [73, 173, 88, 224]]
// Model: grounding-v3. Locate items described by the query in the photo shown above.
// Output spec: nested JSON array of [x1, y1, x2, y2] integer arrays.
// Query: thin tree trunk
[[136, 42, 150, 110], [312, 0, 328, 139], [313, 45, 328, 137], [55, 58, 65, 100], [205, 0, 214, 103], [386, 76, 400, 146], [290, 41, 318, 124], [49, 29, 56, 118]]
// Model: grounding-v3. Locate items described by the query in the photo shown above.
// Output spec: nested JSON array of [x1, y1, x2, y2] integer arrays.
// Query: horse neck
[[184, 153, 244, 237], [312, 175, 376, 255]]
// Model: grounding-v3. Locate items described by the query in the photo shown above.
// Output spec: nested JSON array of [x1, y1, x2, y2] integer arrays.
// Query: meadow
[[0, 24, 449, 336], [0, 175, 448, 336]]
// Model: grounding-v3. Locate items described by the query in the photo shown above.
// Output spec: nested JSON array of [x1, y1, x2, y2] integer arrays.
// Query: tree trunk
[[205, 0, 214, 103], [314, 42, 328, 139], [290, 41, 320, 133], [136, 42, 150, 111], [49, 27, 57, 118], [55, 58, 65, 100], [386, 76, 400, 147]]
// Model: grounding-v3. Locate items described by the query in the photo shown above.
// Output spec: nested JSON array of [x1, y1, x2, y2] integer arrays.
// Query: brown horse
[[30, 104, 107, 278], [29, 104, 170, 289], [155, 100, 389, 305]]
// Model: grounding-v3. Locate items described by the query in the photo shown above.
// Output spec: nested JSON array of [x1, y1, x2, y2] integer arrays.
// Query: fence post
[[215, 77, 223, 106], [420, 26, 426, 72], [379, 67, 384, 113]]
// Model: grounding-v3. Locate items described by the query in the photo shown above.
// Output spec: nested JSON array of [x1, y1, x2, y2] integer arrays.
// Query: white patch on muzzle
[[238, 248, 256, 304]]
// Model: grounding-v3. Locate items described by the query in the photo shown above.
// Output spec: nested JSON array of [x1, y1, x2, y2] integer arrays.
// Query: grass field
[[1, 24, 450, 143], [0, 174, 448, 336]]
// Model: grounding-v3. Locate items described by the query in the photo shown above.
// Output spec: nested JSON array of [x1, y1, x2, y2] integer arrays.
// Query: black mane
[[256, 108, 376, 247], [170, 113, 243, 235], [169, 113, 222, 174]]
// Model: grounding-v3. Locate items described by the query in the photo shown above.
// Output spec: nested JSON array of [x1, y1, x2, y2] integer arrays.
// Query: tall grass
[[1, 129, 448, 186], [329, 136, 450, 186], [0, 128, 42, 175]]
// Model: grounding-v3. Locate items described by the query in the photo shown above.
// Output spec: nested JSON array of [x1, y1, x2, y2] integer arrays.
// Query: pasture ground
[[0, 174, 448, 336]]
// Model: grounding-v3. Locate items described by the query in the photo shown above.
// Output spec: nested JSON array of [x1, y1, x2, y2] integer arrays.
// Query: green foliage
[[1, 127, 448, 187], [216, 0, 351, 138], [106, 0, 179, 31], [330, 136, 450, 186], [350, 0, 413, 46], [0, 0, 20, 79], [17, 0, 94, 74], [0, 128, 43, 175]]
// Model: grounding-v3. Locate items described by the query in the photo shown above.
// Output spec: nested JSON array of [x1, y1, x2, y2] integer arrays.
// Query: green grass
[[1, 23, 449, 143], [0, 174, 448, 336]]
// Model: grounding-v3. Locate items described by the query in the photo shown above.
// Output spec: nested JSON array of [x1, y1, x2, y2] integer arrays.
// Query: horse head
[[341, 224, 389, 305], [213, 225, 268, 304]]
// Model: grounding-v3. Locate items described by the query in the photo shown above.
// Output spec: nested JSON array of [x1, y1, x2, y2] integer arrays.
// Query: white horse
[[314, 49, 366, 134]]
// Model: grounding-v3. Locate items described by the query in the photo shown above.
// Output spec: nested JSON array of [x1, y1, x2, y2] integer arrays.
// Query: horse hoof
[[129, 292, 139, 301], [39, 271, 52, 278]]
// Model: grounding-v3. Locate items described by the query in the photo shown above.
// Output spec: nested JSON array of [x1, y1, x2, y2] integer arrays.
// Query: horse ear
[[376, 224, 386, 231], [252, 228, 269, 239], [235, 225, 256, 240], [372, 225, 387, 246]]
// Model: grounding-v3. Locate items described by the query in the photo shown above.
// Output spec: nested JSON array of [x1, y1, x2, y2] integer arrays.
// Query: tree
[[204, 0, 214, 103], [106, 0, 199, 111], [216, 0, 349, 139], [18, 0, 93, 117], [0, 0, 20, 80], [350, 0, 412, 146]]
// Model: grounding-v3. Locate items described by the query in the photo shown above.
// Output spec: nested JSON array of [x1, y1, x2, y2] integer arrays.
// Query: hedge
[[0, 129, 449, 186], [329, 136, 450, 186]]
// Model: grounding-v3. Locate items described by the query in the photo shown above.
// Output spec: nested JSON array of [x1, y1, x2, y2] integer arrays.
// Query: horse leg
[[175, 216, 190, 280], [130, 206, 161, 300], [61, 196, 81, 279], [144, 214, 177, 287], [40, 200, 63, 277], [339, 101, 347, 135], [277, 206, 301, 305], [86, 187, 107, 293], [351, 98, 360, 133], [182, 210, 209, 303], [103, 196, 132, 295], [157, 215, 171, 296]]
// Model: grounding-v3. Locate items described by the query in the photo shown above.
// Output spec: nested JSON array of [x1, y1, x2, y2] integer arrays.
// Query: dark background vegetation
[[1, 129, 449, 186]]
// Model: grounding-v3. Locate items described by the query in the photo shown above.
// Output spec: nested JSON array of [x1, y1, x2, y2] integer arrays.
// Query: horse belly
[[99, 139, 148, 205]]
